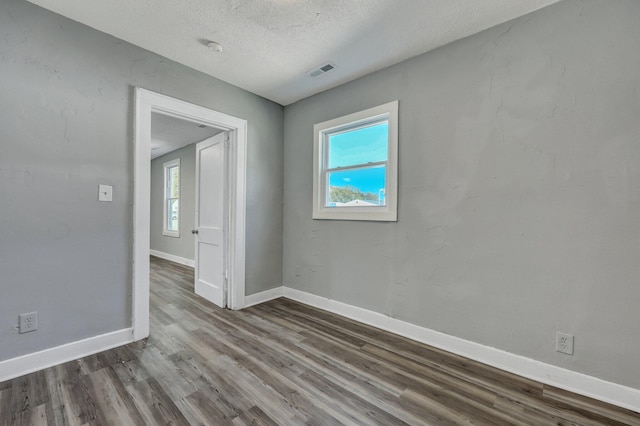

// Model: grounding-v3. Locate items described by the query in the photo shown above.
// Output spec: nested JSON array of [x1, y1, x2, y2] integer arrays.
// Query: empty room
[[1, 0, 640, 424]]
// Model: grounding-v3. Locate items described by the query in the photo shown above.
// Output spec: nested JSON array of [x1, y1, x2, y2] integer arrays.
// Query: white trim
[[150, 249, 195, 268], [0, 328, 132, 383], [312, 100, 398, 221], [244, 286, 284, 308], [227, 127, 247, 311], [134, 88, 247, 341], [162, 158, 181, 238], [282, 287, 640, 413]]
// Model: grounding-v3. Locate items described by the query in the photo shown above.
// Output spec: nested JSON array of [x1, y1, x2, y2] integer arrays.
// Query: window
[[163, 158, 180, 237], [313, 101, 398, 221]]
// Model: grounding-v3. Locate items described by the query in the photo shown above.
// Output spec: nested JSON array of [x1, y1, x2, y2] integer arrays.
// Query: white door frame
[[132, 87, 247, 341]]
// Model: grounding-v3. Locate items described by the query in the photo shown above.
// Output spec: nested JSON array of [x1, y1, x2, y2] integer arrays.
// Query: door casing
[[132, 87, 247, 341]]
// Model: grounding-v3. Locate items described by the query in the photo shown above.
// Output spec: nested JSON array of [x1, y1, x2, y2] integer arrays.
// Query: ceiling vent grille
[[307, 62, 337, 78]]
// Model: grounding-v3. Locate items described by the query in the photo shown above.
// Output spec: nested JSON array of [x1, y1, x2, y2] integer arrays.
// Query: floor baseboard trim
[[0, 328, 133, 383], [245, 286, 284, 308], [281, 287, 640, 413], [150, 249, 195, 267]]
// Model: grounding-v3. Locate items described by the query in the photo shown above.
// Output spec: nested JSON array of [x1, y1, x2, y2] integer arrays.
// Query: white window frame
[[163, 158, 180, 237], [313, 100, 398, 221]]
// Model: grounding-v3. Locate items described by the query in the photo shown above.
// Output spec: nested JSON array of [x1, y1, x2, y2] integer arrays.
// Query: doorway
[[132, 88, 248, 341]]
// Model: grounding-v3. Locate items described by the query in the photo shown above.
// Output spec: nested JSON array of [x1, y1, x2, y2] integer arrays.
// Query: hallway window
[[163, 158, 180, 237], [313, 101, 398, 221]]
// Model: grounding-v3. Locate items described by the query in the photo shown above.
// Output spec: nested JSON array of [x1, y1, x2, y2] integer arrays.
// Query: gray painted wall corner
[[282, 0, 640, 390]]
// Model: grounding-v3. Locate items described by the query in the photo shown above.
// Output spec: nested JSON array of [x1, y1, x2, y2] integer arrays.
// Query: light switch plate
[[98, 184, 113, 202]]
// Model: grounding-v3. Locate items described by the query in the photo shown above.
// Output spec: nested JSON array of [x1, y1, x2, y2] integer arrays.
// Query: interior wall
[[150, 143, 196, 262], [283, 0, 640, 390], [0, 0, 283, 362]]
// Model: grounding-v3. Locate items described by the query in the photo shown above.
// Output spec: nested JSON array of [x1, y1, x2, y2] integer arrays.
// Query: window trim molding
[[313, 100, 398, 221], [162, 158, 180, 237]]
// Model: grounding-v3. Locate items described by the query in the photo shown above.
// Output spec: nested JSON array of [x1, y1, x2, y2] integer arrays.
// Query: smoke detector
[[207, 41, 223, 53], [307, 62, 337, 78]]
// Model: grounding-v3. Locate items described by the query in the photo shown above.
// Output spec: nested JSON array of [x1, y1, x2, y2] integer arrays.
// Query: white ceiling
[[151, 113, 222, 159], [27, 0, 561, 106]]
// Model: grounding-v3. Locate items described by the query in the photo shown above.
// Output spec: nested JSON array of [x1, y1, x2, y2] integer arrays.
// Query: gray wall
[[0, 0, 283, 361], [283, 0, 640, 390], [150, 144, 197, 261]]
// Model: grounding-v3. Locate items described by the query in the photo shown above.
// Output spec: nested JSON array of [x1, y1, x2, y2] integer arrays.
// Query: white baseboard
[[4, 288, 637, 413], [282, 287, 640, 413], [244, 286, 284, 308], [150, 249, 195, 267], [0, 328, 133, 383]]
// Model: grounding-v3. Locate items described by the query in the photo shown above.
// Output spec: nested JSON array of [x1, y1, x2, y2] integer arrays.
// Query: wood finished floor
[[1, 257, 639, 425]]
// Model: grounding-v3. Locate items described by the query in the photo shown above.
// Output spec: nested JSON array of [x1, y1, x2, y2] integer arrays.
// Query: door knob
[[191, 229, 199, 234]]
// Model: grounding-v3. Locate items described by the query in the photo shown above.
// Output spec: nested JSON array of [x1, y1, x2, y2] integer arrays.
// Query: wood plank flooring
[[1, 256, 639, 425]]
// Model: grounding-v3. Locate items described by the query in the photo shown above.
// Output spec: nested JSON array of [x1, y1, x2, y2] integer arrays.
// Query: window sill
[[313, 206, 397, 222]]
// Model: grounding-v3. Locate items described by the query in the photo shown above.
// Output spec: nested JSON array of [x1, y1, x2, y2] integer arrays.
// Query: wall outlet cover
[[556, 331, 574, 355], [19, 312, 38, 334]]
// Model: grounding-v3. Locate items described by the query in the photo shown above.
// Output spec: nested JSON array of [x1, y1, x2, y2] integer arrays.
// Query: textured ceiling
[[151, 113, 222, 159], [27, 0, 561, 105]]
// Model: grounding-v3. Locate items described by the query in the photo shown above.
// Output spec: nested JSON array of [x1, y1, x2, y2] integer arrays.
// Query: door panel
[[194, 133, 226, 308]]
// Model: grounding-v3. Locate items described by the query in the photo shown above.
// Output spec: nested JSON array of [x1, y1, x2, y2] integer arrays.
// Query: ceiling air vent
[[307, 62, 337, 78]]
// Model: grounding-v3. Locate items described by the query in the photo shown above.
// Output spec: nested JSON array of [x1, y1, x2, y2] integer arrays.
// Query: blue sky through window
[[328, 166, 386, 195], [328, 122, 388, 168]]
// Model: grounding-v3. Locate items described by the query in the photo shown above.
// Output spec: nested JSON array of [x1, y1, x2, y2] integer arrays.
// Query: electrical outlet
[[19, 312, 38, 334], [556, 331, 574, 355]]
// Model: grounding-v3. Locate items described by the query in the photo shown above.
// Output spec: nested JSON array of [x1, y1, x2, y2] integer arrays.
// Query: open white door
[[194, 132, 227, 308]]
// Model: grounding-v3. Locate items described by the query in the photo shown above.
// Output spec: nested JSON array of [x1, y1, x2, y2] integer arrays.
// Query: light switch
[[98, 184, 113, 202]]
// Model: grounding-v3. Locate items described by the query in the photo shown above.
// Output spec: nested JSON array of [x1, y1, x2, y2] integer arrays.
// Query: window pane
[[167, 199, 179, 231], [327, 165, 386, 207], [168, 166, 180, 198], [328, 122, 388, 168]]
